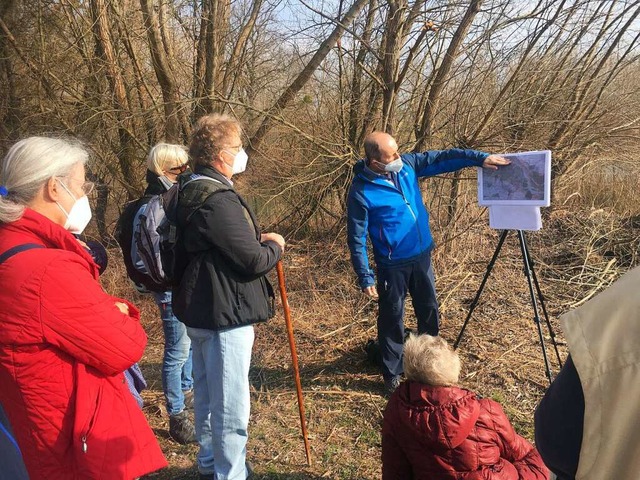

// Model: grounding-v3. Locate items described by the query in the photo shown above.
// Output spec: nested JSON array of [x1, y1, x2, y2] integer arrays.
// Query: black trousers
[[376, 253, 439, 380]]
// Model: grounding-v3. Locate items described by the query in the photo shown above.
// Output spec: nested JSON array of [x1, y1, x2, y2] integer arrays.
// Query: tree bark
[[90, 0, 139, 197], [415, 0, 483, 150], [248, 0, 370, 155], [140, 0, 188, 142]]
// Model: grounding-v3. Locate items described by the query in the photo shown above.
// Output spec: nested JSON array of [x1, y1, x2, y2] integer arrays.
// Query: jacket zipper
[[80, 387, 103, 454], [398, 181, 423, 249], [365, 171, 423, 257]]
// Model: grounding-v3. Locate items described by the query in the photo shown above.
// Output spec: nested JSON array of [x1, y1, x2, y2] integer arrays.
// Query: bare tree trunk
[[348, 0, 377, 149], [90, 0, 139, 197], [415, 0, 483, 150], [248, 0, 370, 155], [194, 0, 231, 114], [548, 3, 640, 157], [221, 0, 264, 99], [380, 0, 408, 133], [0, 0, 20, 147], [469, 0, 568, 146], [140, 0, 188, 142]]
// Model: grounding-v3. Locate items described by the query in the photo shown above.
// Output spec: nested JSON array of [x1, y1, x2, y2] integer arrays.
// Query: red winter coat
[[0, 209, 167, 479], [382, 382, 548, 480]]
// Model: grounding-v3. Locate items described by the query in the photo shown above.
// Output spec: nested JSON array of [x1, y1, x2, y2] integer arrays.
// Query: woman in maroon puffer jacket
[[382, 334, 548, 480]]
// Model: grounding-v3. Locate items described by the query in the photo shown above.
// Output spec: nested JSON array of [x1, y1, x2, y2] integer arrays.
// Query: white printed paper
[[489, 205, 542, 231]]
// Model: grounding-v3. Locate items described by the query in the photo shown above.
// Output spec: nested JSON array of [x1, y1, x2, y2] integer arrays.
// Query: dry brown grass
[[94, 203, 639, 480]]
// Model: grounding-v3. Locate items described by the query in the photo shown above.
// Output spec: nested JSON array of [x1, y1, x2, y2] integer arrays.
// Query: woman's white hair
[[0, 136, 88, 224], [403, 334, 461, 386], [146, 143, 188, 176]]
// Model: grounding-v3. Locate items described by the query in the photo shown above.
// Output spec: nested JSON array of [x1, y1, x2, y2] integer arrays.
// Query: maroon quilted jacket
[[382, 382, 548, 480]]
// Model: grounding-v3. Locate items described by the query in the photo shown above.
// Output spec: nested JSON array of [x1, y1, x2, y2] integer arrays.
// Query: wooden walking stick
[[276, 260, 312, 465]]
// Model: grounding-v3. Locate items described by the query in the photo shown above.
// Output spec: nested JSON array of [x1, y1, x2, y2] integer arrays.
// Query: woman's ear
[[43, 177, 61, 202]]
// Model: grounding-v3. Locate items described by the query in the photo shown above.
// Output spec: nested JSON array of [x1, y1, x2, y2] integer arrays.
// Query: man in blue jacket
[[347, 132, 510, 393]]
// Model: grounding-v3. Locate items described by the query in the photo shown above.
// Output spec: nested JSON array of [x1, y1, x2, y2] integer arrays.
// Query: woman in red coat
[[382, 334, 548, 480], [0, 137, 167, 479]]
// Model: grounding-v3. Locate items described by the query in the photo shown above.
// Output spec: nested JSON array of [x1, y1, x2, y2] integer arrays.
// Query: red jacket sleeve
[[486, 399, 549, 480], [38, 255, 147, 376], [382, 399, 414, 480]]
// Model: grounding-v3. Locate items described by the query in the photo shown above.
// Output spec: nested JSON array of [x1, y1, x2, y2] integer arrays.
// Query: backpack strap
[[182, 175, 225, 189], [178, 174, 232, 222], [0, 244, 45, 266]]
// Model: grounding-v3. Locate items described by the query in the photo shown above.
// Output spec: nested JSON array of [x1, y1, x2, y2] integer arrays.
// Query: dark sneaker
[[384, 375, 402, 395], [169, 410, 196, 444], [183, 389, 194, 410]]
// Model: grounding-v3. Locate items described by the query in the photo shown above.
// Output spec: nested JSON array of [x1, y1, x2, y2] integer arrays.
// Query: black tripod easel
[[453, 229, 563, 384]]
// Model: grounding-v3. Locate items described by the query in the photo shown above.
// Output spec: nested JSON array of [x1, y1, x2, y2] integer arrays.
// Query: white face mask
[[224, 148, 249, 175], [384, 159, 403, 173], [56, 181, 92, 234]]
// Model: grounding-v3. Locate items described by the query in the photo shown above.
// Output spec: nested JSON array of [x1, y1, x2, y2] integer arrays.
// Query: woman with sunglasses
[[131, 142, 197, 444], [0, 136, 167, 479]]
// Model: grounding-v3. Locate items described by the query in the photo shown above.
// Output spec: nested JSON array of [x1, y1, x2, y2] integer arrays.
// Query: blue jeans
[[187, 325, 254, 480], [155, 295, 193, 416], [377, 253, 439, 380]]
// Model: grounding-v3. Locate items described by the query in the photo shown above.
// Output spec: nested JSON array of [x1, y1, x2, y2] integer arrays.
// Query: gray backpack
[[134, 174, 228, 289]]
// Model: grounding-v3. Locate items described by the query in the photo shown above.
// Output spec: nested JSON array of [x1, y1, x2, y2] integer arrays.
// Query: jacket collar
[[194, 164, 233, 188], [0, 208, 99, 277], [353, 159, 403, 185], [144, 169, 168, 196]]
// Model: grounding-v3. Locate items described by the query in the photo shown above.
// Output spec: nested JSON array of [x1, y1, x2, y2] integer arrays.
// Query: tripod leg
[[454, 230, 508, 349], [518, 231, 553, 384], [522, 235, 563, 369]]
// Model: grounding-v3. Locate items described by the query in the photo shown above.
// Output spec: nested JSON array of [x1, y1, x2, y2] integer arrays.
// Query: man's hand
[[261, 232, 286, 253], [114, 302, 130, 315], [362, 285, 378, 299], [482, 154, 511, 170]]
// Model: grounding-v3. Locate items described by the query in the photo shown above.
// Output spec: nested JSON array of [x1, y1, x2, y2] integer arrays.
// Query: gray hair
[[146, 143, 188, 176], [403, 334, 461, 386], [0, 136, 88, 224]]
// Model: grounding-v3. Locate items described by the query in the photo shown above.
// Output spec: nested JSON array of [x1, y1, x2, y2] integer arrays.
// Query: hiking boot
[[169, 410, 196, 444], [183, 389, 194, 410], [384, 375, 402, 395]]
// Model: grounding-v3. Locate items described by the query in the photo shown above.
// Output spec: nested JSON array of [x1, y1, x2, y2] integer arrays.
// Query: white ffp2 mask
[[231, 148, 249, 174], [56, 181, 92, 234], [384, 159, 403, 173]]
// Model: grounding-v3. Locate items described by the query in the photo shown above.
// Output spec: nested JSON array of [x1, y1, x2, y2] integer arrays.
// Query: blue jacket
[[0, 403, 29, 480], [347, 148, 488, 288]]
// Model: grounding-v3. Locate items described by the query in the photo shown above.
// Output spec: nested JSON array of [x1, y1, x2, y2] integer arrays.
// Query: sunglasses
[[168, 164, 189, 174]]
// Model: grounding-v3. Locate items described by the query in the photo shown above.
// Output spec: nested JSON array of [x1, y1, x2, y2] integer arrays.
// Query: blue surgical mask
[[384, 159, 403, 173]]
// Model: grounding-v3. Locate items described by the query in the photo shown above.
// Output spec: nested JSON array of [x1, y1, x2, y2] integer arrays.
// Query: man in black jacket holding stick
[[174, 114, 285, 480]]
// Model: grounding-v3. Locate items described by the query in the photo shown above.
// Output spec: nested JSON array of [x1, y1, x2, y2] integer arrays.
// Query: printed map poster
[[478, 150, 551, 207]]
